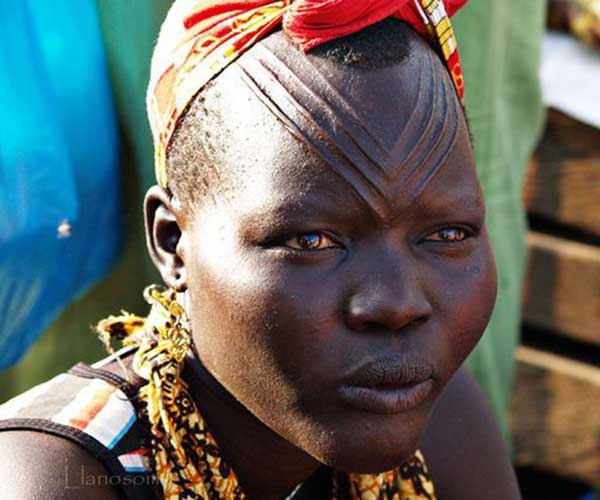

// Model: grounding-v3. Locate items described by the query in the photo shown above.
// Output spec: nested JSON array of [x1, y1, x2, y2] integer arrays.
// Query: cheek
[[186, 245, 347, 458], [186, 243, 339, 410], [427, 239, 497, 368]]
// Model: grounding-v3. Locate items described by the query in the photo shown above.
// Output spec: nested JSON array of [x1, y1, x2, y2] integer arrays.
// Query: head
[[145, 19, 497, 472]]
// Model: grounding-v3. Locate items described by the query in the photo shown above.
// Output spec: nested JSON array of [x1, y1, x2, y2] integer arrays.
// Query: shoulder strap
[[0, 357, 159, 500]]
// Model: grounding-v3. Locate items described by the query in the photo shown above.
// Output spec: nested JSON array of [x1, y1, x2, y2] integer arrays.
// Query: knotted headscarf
[[147, 0, 468, 188]]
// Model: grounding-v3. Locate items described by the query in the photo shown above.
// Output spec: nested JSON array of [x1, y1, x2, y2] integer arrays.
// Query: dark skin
[[0, 27, 521, 500]]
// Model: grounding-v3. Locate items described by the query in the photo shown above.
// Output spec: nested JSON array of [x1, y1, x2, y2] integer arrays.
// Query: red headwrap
[[148, 0, 467, 188], [284, 0, 466, 50]]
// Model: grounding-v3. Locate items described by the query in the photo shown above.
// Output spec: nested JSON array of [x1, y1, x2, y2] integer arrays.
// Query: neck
[[183, 354, 322, 500]]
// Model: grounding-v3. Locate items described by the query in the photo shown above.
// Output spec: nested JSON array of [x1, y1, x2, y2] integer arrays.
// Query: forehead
[[193, 24, 473, 220]]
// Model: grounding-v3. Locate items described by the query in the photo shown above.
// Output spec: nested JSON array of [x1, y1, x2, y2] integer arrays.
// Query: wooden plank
[[509, 346, 600, 487], [522, 232, 600, 346], [547, 0, 600, 47], [524, 110, 600, 236]]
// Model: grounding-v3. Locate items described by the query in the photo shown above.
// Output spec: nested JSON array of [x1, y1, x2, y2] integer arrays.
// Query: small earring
[[171, 271, 187, 292]]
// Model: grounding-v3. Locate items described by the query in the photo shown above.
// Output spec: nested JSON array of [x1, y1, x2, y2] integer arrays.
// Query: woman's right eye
[[423, 226, 469, 243], [283, 232, 340, 251]]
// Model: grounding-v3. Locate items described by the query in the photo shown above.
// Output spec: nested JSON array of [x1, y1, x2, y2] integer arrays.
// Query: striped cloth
[[0, 356, 158, 499]]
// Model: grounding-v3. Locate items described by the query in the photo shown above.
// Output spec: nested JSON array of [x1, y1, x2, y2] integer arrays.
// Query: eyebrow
[[238, 183, 485, 241], [396, 191, 485, 225], [239, 191, 370, 234]]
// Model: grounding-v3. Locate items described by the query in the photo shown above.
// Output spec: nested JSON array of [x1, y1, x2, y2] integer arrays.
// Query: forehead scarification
[[231, 27, 463, 218], [389, 48, 461, 204], [236, 46, 389, 209]]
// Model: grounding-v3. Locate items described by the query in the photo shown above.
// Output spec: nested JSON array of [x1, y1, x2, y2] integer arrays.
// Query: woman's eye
[[424, 227, 469, 243], [284, 232, 338, 250]]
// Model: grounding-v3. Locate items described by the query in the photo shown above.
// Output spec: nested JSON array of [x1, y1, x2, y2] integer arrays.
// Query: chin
[[312, 412, 428, 474]]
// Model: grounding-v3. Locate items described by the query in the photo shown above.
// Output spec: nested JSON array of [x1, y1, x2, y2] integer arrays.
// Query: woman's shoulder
[[420, 366, 522, 500], [0, 351, 159, 499], [0, 429, 122, 499]]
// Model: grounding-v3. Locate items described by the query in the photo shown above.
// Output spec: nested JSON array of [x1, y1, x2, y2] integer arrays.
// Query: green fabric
[[94, 0, 172, 282], [94, 0, 172, 194], [454, 1, 547, 440]]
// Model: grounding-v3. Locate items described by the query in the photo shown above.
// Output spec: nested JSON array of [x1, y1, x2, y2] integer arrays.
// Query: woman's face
[[160, 33, 497, 473]]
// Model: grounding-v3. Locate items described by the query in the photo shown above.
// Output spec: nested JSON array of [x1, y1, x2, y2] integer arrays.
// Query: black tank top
[[0, 348, 161, 499]]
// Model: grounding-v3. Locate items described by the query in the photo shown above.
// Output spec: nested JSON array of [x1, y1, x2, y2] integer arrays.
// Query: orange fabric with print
[[147, 0, 467, 188]]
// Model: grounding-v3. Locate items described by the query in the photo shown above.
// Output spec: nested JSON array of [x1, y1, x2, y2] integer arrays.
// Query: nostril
[[362, 321, 380, 330], [407, 316, 428, 328], [350, 314, 429, 333]]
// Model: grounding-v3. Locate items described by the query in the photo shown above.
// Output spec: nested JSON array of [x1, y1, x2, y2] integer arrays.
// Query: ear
[[144, 185, 188, 292]]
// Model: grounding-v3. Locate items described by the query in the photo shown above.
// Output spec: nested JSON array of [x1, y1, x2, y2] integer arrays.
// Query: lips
[[338, 356, 434, 414]]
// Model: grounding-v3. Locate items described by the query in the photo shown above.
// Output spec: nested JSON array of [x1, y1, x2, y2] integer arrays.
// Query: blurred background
[[0, 1, 598, 498]]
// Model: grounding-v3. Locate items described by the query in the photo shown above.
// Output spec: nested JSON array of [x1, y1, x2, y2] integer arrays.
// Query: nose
[[345, 258, 433, 333]]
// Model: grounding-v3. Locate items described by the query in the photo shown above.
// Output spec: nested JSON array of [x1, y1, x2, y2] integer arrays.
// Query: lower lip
[[338, 379, 434, 415]]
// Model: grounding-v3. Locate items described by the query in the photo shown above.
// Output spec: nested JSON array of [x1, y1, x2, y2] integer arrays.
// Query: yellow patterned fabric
[[97, 285, 436, 499]]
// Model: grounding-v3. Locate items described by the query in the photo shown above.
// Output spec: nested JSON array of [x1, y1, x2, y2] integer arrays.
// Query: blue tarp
[[0, 0, 121, 369]]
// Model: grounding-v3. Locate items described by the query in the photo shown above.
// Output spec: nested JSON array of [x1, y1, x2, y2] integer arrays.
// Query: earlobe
[[144, 185, 188, 292]]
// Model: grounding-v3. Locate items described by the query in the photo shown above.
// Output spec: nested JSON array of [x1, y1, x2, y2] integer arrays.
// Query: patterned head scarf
[[147, 0, 468, 189]]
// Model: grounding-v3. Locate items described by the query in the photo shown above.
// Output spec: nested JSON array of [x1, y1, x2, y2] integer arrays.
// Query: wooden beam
[[522, 232, 600, 346], [509, 346, 600, 487], [524, 110, 600, 236]]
